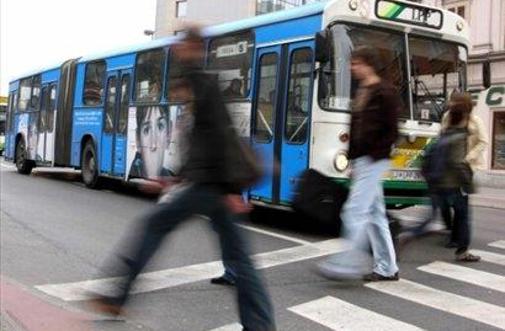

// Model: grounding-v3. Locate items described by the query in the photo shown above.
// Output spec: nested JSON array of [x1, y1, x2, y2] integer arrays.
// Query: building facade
[[155, 0, 319, 38]]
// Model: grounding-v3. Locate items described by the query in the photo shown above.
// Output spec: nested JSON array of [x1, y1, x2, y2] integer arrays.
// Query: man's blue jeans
[[339, 156, 398, 277], [109, 184, 275, 331], [438, 188, 470, 254]]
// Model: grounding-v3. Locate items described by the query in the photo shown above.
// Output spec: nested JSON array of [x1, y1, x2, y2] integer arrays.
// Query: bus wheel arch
[[81, 137, 100, 189], [15, 134, 34, 175]]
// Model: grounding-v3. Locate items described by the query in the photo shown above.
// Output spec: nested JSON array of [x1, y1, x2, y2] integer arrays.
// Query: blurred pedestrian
[[435, 93, 481, 261], [88, 27, 275, 331], [318, 46, 401, 281], [441, 92, 488, 249]]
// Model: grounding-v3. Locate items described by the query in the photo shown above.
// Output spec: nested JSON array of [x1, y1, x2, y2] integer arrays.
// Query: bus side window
[[39, 86, 49, 132], [18, 78, 32, 111], [83, 61, 106, 106], [31, 75, 42, 111], [285, 48, 313, 144], [134, 49, 165, 103], [253, 53, 278, 143], [47, 85, 57, 132]]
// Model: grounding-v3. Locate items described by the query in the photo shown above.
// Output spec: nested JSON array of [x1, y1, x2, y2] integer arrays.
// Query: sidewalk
[[470, 186, 505, 209]]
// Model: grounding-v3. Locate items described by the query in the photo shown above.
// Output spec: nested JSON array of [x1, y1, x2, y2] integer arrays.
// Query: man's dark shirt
[[348, 81, 400, 161]]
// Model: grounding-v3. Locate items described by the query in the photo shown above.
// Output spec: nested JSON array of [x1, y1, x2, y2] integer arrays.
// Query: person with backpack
[[318, 46, 401, 282], [427, 93, 480, 262], [87, 28, 276, 331]]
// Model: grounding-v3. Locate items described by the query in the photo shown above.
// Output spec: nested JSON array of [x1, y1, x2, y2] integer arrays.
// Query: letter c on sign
[[486, 86, 505, 106]]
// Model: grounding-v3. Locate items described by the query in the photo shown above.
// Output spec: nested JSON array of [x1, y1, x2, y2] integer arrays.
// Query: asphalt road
[[1, 159, 505, 331]]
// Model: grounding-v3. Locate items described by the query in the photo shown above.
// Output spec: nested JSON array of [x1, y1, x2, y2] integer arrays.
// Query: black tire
[[81, 141, 100, 188], [15, 138, 33, 175]]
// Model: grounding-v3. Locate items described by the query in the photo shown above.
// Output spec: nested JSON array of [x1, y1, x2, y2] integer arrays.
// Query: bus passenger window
[[253, 53, 278, 142], [285, 49, 312, 144], [18, 78, 32, 111], [135, 49, 165, 103], [31, 75, 41, 111], [84, 61, 106, 106], [47, 85, 57, 132], [207, 31, 254, 99]]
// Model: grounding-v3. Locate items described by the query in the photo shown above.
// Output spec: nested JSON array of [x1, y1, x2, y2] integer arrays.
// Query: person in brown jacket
[[319, 46, 401, 282]]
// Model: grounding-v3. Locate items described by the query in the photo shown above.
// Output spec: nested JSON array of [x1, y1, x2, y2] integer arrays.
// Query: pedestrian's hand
[[224, 194, 252, 214]]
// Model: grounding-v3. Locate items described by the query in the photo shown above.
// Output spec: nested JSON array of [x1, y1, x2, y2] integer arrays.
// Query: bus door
[[101, 70, 132, 177], [38, 83, 57, 163], [250, 42, 314, 205]]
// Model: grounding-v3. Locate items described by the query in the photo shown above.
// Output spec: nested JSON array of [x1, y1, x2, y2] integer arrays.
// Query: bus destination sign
[[376, 0, 443, 29]]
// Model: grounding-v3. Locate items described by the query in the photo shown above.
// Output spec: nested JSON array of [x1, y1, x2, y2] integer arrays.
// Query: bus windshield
[[318, 24, 409, 118], [318, 24, 467, 123], [409, 37, 467, 122]]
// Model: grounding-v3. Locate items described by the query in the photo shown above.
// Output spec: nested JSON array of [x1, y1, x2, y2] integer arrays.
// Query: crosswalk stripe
[[366, 279, 505, 329], [471, 249, 505, 266], [488, 240, 505, 250], [288, 296, 425, 331], [418, 261, 505, 293], [36, 239, 347, 301], [208, 323, 242, 331]]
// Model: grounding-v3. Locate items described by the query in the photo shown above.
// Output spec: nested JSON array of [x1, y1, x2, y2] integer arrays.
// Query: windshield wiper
[[413, 78, 444, 121]]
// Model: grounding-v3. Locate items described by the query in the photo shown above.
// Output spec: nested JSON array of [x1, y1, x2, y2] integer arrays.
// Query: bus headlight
[[334, 152, 349, 172]]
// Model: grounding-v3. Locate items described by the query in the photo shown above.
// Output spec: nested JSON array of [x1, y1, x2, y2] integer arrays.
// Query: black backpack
[[421, 135, 451, 186]]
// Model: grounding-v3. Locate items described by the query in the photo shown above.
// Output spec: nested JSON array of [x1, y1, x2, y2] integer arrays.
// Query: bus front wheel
[[81, 141, 100, 188], [15, 138, 33, 175]]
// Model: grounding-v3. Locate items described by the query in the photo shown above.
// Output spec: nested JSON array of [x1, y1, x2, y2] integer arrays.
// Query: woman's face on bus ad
[[139, 107, 169, 177]]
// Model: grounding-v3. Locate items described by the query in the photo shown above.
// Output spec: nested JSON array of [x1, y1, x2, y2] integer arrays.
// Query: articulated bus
[[5, 0, 479, 209]]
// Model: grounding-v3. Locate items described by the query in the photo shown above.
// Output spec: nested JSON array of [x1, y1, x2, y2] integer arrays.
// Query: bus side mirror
[[315, 31, 329, 63], [483, 60, 491, 89]]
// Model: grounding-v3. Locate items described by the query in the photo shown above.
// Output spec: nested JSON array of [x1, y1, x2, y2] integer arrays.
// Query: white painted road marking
[[289, 296, 425, 331], [366, 279, 505, 329], [238, 224, 311, 245], [489, 240, 505, 250], [208, 323, 243, 331], [472, 249, 505, 266], [36, 239, 347, 301], [418, 261, 505, 293]]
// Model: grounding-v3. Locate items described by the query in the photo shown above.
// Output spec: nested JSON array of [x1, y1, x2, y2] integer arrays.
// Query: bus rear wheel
[[16, 138, 33, 175], [81, 141, 100, 188]]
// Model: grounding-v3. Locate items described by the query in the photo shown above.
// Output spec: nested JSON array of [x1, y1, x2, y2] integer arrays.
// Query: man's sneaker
[[210, 275, 235, 286], [455, 251, 481, 262], [363, 272, 399, 282]]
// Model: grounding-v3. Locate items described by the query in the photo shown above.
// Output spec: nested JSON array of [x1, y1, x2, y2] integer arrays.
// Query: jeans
[[330, 156, 398, 277], [108, 184, 275, 331], [438, 188, 470, 254]]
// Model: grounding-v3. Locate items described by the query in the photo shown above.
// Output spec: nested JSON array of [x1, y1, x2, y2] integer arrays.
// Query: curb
[[470, 195, 505, 210]]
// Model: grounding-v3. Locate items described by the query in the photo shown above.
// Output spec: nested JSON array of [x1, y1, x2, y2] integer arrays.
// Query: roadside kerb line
[[288, 296, 425, 331], [35, 238, 348, 301], [366, 279, 505, 329], [488, 240, 505, 250], [418, 261, 505, 293]]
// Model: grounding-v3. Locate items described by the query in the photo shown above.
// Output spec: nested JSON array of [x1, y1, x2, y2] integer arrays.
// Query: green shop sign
[[471, 86, 505, 107]]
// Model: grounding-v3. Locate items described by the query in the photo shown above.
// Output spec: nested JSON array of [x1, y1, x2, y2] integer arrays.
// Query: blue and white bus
[[4, 0, 483, 208]]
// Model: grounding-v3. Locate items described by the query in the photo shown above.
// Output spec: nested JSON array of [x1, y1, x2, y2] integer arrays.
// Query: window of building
[[134, 49, 166, 103], [492, 111, 505, 170], [176, 0, 187, 17], [444, 1, 468, 20], [207, 31, 255, 99], [83, 61, 106, 106]]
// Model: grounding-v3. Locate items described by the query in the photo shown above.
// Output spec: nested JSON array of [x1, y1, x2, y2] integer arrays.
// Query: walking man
[[88, 28, 276, 331], [319, 46, 401, 281]]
